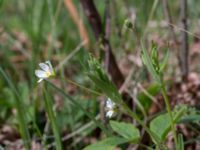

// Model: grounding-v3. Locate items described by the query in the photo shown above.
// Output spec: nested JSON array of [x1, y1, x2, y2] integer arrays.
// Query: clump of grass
[[0, 67, 31, 149]]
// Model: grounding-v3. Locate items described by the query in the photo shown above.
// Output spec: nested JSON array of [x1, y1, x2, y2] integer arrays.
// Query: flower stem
[[43, 84, 63, 150], [160, 80, 178, 148]]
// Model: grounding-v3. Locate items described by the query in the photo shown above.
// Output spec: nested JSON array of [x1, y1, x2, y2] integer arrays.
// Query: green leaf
[[177, 134, 184, 150], [84, 136, 128, 150], [86, 55, 122, 103], [141, 42, 160, 83], [43, 85, 63, 150], [151, 43, 159, 69], [88, 75, 121, 102], [150, 113, 171, 141], [160, 50, 169, 72], [173, 105, 187, 122], [150, 107, 186, 142], [178, 115, 200, 123], [110, 121, 140, 142]]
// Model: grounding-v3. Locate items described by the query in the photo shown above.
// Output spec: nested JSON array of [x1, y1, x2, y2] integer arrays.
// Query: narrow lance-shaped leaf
[[179, 115, 200, 123], [160, 49, 169, 72], [177, 134, 184, 150], [141, 42, 160, 83], [86, 55, 122, 103]]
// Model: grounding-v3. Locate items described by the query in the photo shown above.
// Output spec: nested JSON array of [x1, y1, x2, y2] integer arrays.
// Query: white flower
[[35, 61, 55, 83], [105, 98, 116, 118]]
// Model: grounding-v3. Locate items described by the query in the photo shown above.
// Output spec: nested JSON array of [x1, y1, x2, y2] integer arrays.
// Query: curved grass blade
[[0, 67, 31, 149], [43, 85, 63, 150]]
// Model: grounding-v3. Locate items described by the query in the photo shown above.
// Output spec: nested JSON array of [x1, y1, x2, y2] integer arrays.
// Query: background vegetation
[[1, 0, 200, 149]]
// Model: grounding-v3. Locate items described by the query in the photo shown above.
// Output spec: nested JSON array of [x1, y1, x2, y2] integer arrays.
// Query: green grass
[[1, 0, 200, 149]]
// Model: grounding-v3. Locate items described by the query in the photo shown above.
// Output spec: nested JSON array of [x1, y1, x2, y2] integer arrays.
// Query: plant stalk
[[43, 84, 63, 150], [160, 80, 178, 149]]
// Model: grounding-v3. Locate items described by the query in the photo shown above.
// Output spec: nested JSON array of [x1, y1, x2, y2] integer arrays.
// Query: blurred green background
[[1, 0, 200, 149]]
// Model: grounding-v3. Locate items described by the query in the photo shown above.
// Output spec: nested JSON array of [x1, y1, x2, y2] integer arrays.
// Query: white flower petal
[[45, 61, 54, 73], [106, 98, 115, 109], [106, 110, 114, 118], [39, 63, 50, 72], [35, 70, 48, 78]]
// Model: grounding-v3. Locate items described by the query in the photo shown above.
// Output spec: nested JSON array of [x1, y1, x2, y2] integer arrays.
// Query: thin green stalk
[[45, 80, 111, 136], [47, 0, 57, 58], [54, 0, 62, 23], [160, 81, 178, 149], [65, 78, 102, 96], [0, 67, 31, 149], [43, 84, 63, 150], [121, 102, 161, 146], [143, 0, 159, 36]]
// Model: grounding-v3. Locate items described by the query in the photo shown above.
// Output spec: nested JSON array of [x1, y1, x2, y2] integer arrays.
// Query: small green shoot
[[141, 42, 179, 148]]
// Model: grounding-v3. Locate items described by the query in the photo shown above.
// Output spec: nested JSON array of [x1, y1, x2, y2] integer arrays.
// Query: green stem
[[161, 80, 178, 149], [43, 84, 63, 150], [65, 78, 102, 96], [45, 80, 111, 136], [121, 102, 161, 146]]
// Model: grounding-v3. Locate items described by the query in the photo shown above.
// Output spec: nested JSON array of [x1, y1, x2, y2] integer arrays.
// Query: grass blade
[[43, 84, 63, 150], [0, 67, 31, 149]]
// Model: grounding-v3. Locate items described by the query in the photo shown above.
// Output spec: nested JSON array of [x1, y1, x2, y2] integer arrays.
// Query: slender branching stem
[[160, 78, 178, 148]]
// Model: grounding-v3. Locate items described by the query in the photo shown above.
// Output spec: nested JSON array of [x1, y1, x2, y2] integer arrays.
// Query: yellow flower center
[[45, 71, 52, 77]]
